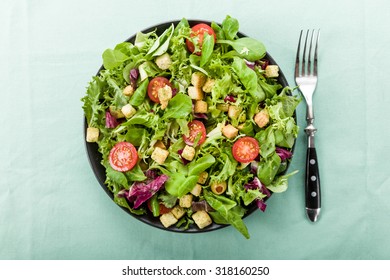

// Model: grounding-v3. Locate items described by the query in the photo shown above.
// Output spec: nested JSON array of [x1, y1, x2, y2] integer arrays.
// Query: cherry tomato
[[147, 199, 172, 215], [232, 137, 260, 163], [147, 77, 172, 103], [186, 23, 216, 55], [183, 120, 207, 146], [109, 142, 138, 172]]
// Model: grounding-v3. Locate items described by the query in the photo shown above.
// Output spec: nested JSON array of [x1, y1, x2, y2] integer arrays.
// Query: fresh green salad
[[82, 16, 300, 239]]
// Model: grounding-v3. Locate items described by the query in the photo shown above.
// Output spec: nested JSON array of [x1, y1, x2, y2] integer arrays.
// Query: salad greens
[[82, 16, 300, 239]]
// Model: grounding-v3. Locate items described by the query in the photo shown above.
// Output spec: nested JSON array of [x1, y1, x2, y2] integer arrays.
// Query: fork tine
[[307, 30, 314, 75], [313, 29, 320, 76], [301, 30, 309, 76], [295, 30, 303, 77]]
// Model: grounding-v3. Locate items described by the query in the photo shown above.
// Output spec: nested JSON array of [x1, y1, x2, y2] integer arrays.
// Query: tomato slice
[[186, 23, 216, 55], [147, 77, 172, 103], [232, 137, 260, 163], [183, 120, 207, 146], [109, 142, 138, 172]]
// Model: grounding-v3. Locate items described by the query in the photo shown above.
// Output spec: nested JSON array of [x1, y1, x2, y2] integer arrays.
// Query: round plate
[[84, 20, 292, 233]]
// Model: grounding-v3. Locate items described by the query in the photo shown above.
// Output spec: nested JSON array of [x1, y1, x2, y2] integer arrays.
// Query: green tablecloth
[[1, 0, 389, 260]]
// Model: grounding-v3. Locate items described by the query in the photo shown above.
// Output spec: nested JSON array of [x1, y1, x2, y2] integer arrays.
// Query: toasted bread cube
[[194, 100, 208, 113], [222, 124, 239, 139], [121, 104, 137, 118], [190, 184, 203, 197], [202, 78, 215, 93], [188, 86, 204, 100], [158, 85, 173, 110], [216, 103, 229, 112], [155, 53, 172, 70], [228, 105, 242, 119], [171, 205, 186, 219], [153, 140, 166, 150], [123, 84, 135, 97], [179, 194, 193, 208], [86, 127, 99, 142], [264, 65, 279, 78], [109, 106, 125, 119], [181, 145, 196, 161], [151, 147, 169, 165], [254, 109, 269, 128], [192, 210, 212, 229], [191, 72, 207, 88], [160, 212, 178, 228], [198, 171, 208, 184]]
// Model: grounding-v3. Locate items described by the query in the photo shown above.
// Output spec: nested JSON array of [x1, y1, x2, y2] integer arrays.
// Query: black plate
[[84, 20, 292, 233]]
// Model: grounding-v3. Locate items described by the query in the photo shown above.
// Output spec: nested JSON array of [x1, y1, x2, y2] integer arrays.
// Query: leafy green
[[162, 93, 192, 119]]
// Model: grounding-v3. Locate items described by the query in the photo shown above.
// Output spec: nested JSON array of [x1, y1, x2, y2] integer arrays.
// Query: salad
[[82, 16, 300, 239]]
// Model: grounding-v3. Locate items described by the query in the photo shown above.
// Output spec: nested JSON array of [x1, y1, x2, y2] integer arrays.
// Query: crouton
[[194, 100, 208, 113], [86, 127, 99, 143], [158, 85, 173, 110], [160, 212, 178, 228], [191, 72, 207, 88], [171, 205, 185, 219], [155, 53, 172, 70], [211, 181, 227, 195], [254, 109, 269, 128], [190, 184, 203, 197], [181, 145, 196, 161], [121, 104, 137, 118], [153, 140, 166, 150], [123, 84, 135, 97], [228, 105, 242, 119], [188, 86, 204, 100], [222, 124, 238, 139], [197, 171, 208, 184], [179, 194, 193, 208], [264, 65, 279, 78], [192, 210, 212, 229], [202, 78, 215, 93], [151, 147, 169, 165]]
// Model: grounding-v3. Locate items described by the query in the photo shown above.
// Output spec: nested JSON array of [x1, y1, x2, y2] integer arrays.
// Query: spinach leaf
[[232, 57, 265, 102], [146, 24, 174, 58], [255, 126, 276, 158], [125, 163, 147, 182], [257, 152, 281, 186], [164, 173, 199, 198], [200, 32, 215, 67], [188, 154, 216, 176], [219, 37, 266, 61], [204, 191, 249, 239], [267, 170, 299, 193], [102, 49, 129, 70], [130, 78, 149, 106], [222, 15, 239, 40], [162, 93, 192, 120]]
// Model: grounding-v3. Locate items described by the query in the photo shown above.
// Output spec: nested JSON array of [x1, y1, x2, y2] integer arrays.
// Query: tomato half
[[186, 23, 217, 55], [109, 142, 138, 172], [147, 200, 172, 215], [232, 137, 260, 163], [147, 77, 172, 103], [182, 120, 207, 146]]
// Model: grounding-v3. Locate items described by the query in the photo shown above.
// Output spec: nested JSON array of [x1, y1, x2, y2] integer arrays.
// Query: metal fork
[[295, 29, 321, 222]]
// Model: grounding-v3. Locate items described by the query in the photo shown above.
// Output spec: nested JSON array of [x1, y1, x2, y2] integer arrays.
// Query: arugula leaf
[[165, 173, 199, 198], [187, 154, 216, 176]]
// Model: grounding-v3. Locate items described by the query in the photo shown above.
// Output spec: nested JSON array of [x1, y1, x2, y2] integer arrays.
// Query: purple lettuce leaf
[[275, 147, 293, 161], [105, 111, 119, 128]]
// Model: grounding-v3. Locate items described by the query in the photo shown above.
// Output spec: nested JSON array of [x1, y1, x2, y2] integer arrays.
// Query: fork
[[295, 29, 321, 222]]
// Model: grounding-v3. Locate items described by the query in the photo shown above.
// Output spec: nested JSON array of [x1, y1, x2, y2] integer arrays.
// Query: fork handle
[[305, 147, 321, 222]]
